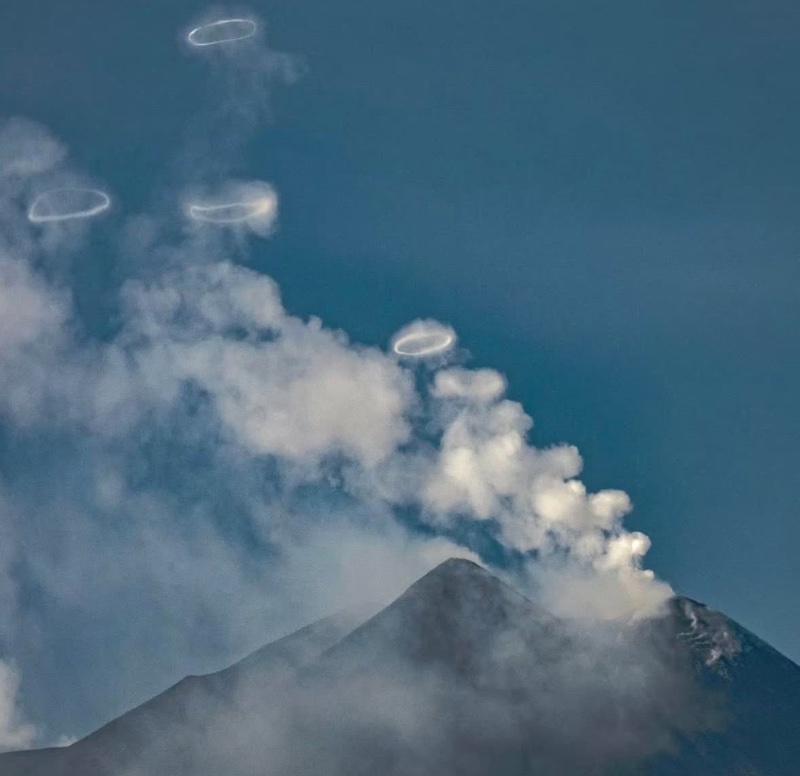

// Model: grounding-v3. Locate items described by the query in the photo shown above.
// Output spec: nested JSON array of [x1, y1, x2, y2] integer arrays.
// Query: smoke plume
[[0, 5, 677, 753]]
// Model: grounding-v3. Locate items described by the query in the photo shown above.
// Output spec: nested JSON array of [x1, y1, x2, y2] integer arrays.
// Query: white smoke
[[0, 254, 68, 354], [420, 365, 671, 619], [0, 241, 668, 619], [0, 660, 36, 752], [0, 6, 675, 749], [118, 262, 413, 466], [0, 118, 65, 179], [431, 367, 507, 403]]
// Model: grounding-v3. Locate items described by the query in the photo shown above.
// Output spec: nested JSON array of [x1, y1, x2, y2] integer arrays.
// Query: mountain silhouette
[[2, 558, 798, 775]]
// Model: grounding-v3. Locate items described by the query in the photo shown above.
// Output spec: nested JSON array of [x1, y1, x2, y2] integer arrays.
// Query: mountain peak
[[3, 562, 800, 776], [312, 556, 560, 680], [426, 556, 487, 574], [407, 556, 497, 593], [388, 555, 543, 624]]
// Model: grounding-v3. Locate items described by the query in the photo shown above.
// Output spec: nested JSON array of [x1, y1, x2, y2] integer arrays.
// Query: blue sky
[[0, 0, 798, 745]]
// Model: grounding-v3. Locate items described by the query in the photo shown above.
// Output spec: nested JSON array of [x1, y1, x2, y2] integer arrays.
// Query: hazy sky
[[0, 0, 798, 745]]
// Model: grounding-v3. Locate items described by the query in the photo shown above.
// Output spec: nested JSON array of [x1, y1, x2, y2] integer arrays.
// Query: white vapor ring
[[392, 331, 455, 357], [187, 197, 275, 224], [187, 19, 258, 47], [27, 188, 111, 224]]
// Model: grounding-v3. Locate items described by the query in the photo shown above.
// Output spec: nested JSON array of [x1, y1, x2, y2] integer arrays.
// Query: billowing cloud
[[113, 261, 415, 465], [431, 367, 507, 403], [422, 375, 668, 619]]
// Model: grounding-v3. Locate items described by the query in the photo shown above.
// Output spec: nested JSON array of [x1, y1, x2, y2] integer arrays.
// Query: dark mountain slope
[[1, 559, 798, 776], [0, 609, 363, 776], [644, 597, 800, 776]]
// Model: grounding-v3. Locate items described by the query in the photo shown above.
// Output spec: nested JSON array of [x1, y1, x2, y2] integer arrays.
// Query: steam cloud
[[0, 5, 675, 752]]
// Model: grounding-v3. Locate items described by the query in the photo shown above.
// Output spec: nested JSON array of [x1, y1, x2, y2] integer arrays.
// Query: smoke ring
[[187, 18, 258, 47], [392, 331, 455, 357], [27, 188, 111, 224], [186, 196, 276, 225]]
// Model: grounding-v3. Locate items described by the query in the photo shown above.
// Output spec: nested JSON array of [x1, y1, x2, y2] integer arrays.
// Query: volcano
[[2, 559, 799, 775]]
